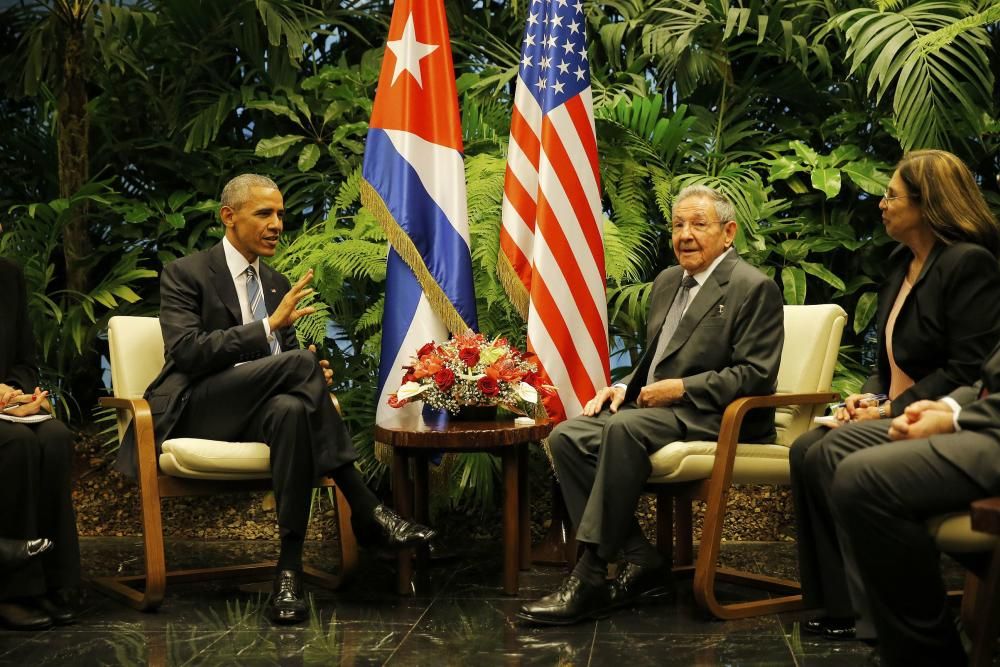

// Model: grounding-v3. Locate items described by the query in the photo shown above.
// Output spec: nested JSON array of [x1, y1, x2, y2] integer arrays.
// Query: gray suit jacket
[[621, 250, 784, 443], [937, 341, 1000, 490], [113, 242, 298, 478]]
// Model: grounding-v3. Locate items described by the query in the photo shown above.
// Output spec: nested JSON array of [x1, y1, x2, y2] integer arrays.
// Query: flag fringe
[[497, 253, 530, 321], [362, 179, 472, 336]]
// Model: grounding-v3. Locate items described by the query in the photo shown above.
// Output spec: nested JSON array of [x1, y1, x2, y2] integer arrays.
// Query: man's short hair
[[220, 174, 280, 211], [674, 184, 736, 224]]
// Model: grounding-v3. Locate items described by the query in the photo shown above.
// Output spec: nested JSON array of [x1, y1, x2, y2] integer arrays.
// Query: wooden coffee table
[[375, 416, 552, 595]]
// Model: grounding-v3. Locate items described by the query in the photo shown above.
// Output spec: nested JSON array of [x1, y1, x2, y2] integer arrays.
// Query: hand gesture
[[0, 384, 24, 409], [582, 385, 626, 416], [888, 400, 955, 441], [268, 269, 317, 332], [834, 394, 888, 423], [308, 344, 334, 387], [637, 378, 685, 409], [3, 387, 49, 417]]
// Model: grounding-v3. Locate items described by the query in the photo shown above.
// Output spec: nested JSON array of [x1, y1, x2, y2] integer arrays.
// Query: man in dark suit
[[831, 340, 1000, 667], [113, 174, 435, 625], [518, 185, 784, 625]]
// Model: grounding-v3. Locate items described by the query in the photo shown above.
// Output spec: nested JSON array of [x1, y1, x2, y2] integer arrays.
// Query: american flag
[[498, 0, 610, 422]]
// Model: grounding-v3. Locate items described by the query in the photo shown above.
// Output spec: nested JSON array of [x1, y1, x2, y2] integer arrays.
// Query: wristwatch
[[877, 403, 888, 419]]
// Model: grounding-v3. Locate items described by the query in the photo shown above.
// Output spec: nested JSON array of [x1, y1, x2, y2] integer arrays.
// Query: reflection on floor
[[0, 537, 983, 665]]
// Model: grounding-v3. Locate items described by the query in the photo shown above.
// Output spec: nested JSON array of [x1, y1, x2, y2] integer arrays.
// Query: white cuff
[[940, 396, 962, 432]]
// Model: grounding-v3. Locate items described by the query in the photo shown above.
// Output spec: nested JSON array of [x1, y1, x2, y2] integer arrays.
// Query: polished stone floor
[[0, 537, 978, 666]]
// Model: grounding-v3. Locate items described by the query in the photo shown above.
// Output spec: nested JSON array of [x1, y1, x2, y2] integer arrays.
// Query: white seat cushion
[[648, 441, 792, 484], [159, 438, 272, 480], [927, 512, 998, 553]]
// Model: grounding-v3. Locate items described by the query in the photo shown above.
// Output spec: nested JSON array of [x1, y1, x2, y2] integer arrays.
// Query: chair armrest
[[99, 396, 161, 483], [710, 392, 840, 487], [970, 497, 1000, 535]]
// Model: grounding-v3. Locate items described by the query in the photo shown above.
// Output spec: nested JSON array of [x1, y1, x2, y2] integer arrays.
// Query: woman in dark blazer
[[789, 149, 1000, 641], [0, 254, 81, 630]]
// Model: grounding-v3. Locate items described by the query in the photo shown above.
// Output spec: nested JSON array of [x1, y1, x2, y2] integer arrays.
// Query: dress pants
[[549, 404, 683, 562], [790, 419, 893, 636], [172, 349, 360, 540], [0, 419, 80, 599], [831, 435, 992, 667]]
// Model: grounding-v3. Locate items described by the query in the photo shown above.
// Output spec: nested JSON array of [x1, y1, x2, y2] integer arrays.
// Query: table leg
[[518, 443, 530, 571], [392, 450, 414, 595], [413, 454, 430, 578], [502, 447, 519, 595]]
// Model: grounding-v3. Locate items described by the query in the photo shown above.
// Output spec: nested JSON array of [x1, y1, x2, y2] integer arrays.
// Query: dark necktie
[[245, 266, 280, 356], [645, 274, 698, 385]]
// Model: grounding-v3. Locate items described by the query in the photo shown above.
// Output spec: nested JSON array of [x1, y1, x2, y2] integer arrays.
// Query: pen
[[831, 393, 888, 410]]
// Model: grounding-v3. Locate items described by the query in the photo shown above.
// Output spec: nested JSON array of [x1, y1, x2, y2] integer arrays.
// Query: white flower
[[457, 372, 486, 382], [515, 382, 538, 404], [397, 381, 429, 400]]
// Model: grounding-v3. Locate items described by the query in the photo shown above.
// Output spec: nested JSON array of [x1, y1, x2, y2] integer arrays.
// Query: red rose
[[459, 347, 480, 367], [477, 375, 499, 397], [433, 368, 456, 391], [403, 372, 417, 384], [417, 342, 436, 358], [522, 370, 540, 387]]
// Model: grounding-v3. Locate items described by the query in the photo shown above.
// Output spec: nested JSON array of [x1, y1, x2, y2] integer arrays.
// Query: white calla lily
[[515, 382, 538, 404], [457, 372, 486, 381], [396, 381, 429, 400]]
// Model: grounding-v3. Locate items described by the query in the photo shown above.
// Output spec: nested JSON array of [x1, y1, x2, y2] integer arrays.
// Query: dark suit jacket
[[114, 243, 298, 477], [620, 250, 784, 443], [861, 242, 1000, 414], [0, 258, 39, 391], [933, 341, 1000, 491]]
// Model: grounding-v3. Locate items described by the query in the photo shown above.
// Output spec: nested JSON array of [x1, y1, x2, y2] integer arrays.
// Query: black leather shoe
[[0, 538, 53, 569], [0, 601, 53, 630], [359, 505, 437, 550], [34, 589, 79, 625], [266, 570, 308, 625], [608, 561, 675, 609], [517, 575, 612, 625], [804, 616, 856, 640]]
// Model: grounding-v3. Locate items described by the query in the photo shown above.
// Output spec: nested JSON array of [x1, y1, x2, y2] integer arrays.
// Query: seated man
[[518, 185, 784, 625], [114, 174, 435, 625], [831, 340, 1000, 667]]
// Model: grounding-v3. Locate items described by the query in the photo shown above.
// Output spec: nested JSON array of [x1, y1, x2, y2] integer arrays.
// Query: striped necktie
[[645, 274, 698, 385], [245, 266, 280, 356]]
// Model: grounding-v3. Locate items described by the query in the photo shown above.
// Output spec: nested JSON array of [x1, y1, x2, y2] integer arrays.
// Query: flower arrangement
[[387, 332, 553, 415]]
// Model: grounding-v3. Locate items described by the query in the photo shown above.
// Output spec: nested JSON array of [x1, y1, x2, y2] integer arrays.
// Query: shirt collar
[[222, 236, 260, 280], [685, 247, 733, 286]]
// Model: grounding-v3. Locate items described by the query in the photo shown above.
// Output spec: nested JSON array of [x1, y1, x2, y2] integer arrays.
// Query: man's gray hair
[[220, 174, 280, 210], [674, 184, 737, 224]]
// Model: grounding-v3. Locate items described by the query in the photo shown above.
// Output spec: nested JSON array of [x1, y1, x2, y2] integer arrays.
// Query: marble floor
[[0, 537, 979, 666]]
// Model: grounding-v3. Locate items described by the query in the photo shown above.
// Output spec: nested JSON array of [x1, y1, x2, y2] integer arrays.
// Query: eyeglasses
[[670, 220, 721, 234], [881, 191, 915, 203]]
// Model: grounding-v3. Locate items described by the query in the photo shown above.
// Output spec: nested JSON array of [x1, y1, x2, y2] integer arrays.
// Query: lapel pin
[[270, 288, 277, 293], [718, 304, 725, 315]]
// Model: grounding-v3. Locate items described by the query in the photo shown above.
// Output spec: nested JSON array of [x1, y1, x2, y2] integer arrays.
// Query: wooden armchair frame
[[90, 395, 359, 611], [650, 391, 837, 620]]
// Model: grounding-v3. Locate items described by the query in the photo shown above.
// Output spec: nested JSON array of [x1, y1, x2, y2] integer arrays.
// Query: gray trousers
[[548, 404, 684, 562], [789, 419, 895, 637], [832, 435, 990, 667]]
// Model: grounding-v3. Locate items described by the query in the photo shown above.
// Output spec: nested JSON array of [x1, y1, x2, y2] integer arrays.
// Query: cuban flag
[[498, 0, 610, 422], [363, 0, 478, 428]]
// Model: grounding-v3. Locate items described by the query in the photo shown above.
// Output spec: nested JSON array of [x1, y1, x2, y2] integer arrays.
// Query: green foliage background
[[0, 0, 996, 506]]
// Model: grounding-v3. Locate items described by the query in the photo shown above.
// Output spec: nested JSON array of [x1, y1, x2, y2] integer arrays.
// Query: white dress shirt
[[222, 236, 278, 351]]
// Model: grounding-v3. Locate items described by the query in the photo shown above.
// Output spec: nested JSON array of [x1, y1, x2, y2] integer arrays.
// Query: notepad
[[0, 413, 54, 425]]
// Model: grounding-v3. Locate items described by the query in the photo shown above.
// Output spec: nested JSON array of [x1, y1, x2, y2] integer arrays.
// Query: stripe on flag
[[364, 0, 477, 429], [498, 0, 610, 423]]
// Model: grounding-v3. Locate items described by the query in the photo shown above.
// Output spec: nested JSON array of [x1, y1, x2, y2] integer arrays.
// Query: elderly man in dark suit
[[114, 174, 435, 625], [518, 185, 784, 625], [832, 340, 1000, 667]]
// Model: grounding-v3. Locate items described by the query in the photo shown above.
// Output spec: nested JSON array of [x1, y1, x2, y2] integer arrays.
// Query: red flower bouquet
[[388, 332, 553, 415]]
